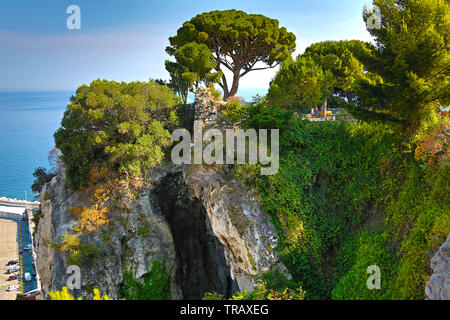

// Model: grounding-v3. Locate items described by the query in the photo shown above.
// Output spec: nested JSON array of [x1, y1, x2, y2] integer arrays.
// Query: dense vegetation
[[222, 0, 449, 299], [353, 0, 449, 131], [121, 259, 171, 300], [230, 101, 449, 299], [54, 80, 179, 190], [267, 55, 335, 110]]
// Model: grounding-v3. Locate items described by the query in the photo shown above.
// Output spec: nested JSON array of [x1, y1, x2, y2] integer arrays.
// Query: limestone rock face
[[183, 165, 289, 292], [34, 164, 182, 300], [425, 234, 450, 300], [34, 163, 287, 299]]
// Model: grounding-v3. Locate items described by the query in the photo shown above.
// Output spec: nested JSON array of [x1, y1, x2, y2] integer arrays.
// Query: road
[[18, 216, 37, 293], [0, 219, 19, 300]]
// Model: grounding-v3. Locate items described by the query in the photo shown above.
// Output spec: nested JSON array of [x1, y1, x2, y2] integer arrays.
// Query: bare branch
[[240, 62, 280, 77]]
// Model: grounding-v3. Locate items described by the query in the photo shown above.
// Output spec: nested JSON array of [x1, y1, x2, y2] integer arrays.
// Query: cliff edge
[[33, 89, 289, 299]]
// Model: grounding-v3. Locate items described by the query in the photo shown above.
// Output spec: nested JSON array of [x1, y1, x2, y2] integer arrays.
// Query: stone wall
[[193, 88, 226, 130]]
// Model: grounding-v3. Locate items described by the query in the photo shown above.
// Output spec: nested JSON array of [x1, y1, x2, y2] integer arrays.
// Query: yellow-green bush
[[49, 286, 113, 300]]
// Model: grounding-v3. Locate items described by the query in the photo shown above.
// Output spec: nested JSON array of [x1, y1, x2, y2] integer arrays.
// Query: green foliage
[[234, 103, 449, 300], [59, 232, 104, 267], [137, 225, 151, 237], [268, 56, 335, 110], [303, 40, 373, 104], [176, 42, 222, 85], [332, 230, 398, 300], [165, 61, 191, 103], [176, 103, 195, 133], [207, 83, 223, 100], [355, 0, 450, 131], [229, 282, 305, 300], [219, 100, 250, 127], [31, 167, 56, 194], [203, 281, 305, 301], [387, 164, 450, 299], [54, 80, 178, 190], [167, 9, 296, 99], [66, 240, 104, 267], [202, 291, 225, 300], [121, 259, 171, 300], [166, 42, 222, 95]]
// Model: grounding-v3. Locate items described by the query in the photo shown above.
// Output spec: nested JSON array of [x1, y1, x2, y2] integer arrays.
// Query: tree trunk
[[225, 72, 240, 100], [322, 100, 328, 118], [218, 67, 230, 99], [347, 92, 353, 104]]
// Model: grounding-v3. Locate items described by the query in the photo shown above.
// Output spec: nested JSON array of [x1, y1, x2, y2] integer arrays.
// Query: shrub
[[219, 100, 250, 127], [54, 79, 178, 190], [203, 282, 305, 301], [49, 286, 113, 300], [64, 240, 104, 267], [121, 259, 171, 300], [32, 167, 55, 194]]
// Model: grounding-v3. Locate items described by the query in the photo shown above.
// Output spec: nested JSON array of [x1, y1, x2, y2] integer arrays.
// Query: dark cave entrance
[[155, 172, 238, 300]]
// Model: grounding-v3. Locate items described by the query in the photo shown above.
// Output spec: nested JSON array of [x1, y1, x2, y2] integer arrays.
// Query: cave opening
[[155, 172, 238, 300]]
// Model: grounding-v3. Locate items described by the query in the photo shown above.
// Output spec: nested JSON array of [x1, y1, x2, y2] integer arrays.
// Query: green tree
[[54, 79, 178, 190], [353, 0, 450, 131], [303, 40, 372, 104], [166, 9, 296, 99], [267, 56, 335, 111], [31, 167, 56, 194], [165, 61, 191, 103]]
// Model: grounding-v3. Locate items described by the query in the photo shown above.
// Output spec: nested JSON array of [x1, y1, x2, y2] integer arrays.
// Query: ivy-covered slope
[[234, 105, 449, 299]]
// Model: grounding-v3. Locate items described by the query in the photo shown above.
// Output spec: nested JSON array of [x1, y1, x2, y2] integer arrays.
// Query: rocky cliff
[[33, 89, 288, 300], [425, 234, 450, 300]]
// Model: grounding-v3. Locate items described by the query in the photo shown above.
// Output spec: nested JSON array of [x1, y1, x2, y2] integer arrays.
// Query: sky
[[0, 0, 374, 92]]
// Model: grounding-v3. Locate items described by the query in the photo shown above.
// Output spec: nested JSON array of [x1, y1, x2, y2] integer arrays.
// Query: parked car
[[24, 272, 31, 282], [7, 285, 19, 292], [7, 266, 19, 273], [7, 275, 17, 281], [6, 260, 18, 266]]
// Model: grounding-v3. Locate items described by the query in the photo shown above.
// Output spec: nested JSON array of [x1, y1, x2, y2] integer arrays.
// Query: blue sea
[[0, 88, 267, 200], [0, 91, 72, 200]]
